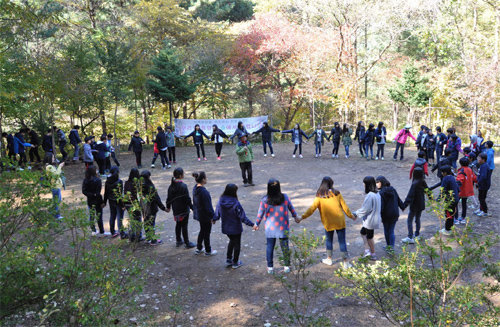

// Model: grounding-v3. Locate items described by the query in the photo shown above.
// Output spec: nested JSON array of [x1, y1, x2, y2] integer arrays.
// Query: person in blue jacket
[[374, 122, 387, 160], [308, 123, 328, 158], [214, 184, 256, 269], [230, 121, 248, 143], [484, 140, 495, 171], [282, 123, 309, 158], [253, 121, 280, 157], [192, 171, 217, 256], [69, 125, 82, 162], [376, 176, 404, 252], [363, 123, 375, 160], [354, 121, 366, 157], [154, 126, 171, 169], [184, 124, 210, 161], [329, 122, 342, 159], [474, 153, 492, 217], [435, 126, 448, 162], [13, 129, 32, 168], [438, 165, 459, 235]]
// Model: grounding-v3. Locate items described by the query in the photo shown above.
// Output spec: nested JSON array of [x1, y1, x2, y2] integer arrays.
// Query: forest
[[1, 0, 499, 144]]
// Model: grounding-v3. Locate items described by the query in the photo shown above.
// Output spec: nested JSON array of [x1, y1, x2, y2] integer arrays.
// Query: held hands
[[352, 213, 358, 221], [166, 208, 171, 213], [253, 224, 259, 231], [212, 219, 216, 225], [294, 217, 301, 223]]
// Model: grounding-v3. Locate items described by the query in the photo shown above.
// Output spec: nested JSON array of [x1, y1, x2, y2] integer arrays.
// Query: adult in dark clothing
[[123, 168, 143, 242], [103, 166, 127, 239], [94, 135, 108, 176], [376, 176, 404, 250], [230, 121, 248, 143], [363, 123, 375, 160], [166, 167, 195, 248], [184, 124, 210, 161], [3, 132, 15, 161], [128, 131, 145, 168], [155, 126, 171, 169], [55, 127, 68, 162], [354, 121, 365, 157], [435, 126, 447, 162], [253, 121, 280, 157], [13, 130, 31, 167], [211, 124, 229, 160], [192, 171, 217, 256], [328, 122, 342, 158], [141, 170, 166, 245], [214, 184, 255, 269], [415, 125, 427, 151], [438, 166, 460, 235], [374, 122, 387, 160], [424, 129, 437, 164], [402, 168, 429, 243], [69, 125, 82, 162], [42, 130, 55, 164], [82, 166, 107, 235], [27, 128, 41, 163]]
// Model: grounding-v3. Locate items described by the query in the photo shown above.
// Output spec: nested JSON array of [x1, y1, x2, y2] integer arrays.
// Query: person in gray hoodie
[[83, 136, 97, 169], [354, 176, 381, 260]]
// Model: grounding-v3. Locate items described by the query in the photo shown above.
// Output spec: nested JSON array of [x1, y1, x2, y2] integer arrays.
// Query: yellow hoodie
[[301, 190, 354, 231]]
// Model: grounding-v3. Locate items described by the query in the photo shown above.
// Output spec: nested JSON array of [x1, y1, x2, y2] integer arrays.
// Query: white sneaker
[[477, 211, 487, 217], [363, 249, 371, 257], [342, 261, 352, 269], [345, 155, 349, 159], [91, 231, 98, 237], [315, 154, 318, 158], [440, 228, 451, 236], [167, 165, 171, 168], [267, 267, 274, 274], [151, 164, 155, 168], [375, 157, 379, 160], [264, 154, 267, 157], [322, 258, 333, 266], [381, 157, 384, 160], [271, 154, 275, 157], [332, 154, 335, 158], [401, 237, 415, 244], [292, 155, 296, 158], [205, 250, 218, 256], [299, 154, 303, 158], [283, 266, 291, 273], [103, 232, 111, 236], [473, 209, 481, 215]]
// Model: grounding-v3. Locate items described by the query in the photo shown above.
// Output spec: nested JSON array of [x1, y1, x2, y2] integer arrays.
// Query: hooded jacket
[[192, 185, 214, 222], [477, 162, 491, 191], [155, 131, 168, 150], [231, 126, 248, 141], [403, 179, 429, 212], [185, 129, 209, 144], [363, 128, 375, 145], [456, 166, 477, 198], [355, 192, 381, 230], [69, 129, 82, 145], [211, 126, 229, 143], [94, 141, 108, 160], [394, 129, 416, 144], [282, 128, 308, 144], [354, 126, 365, 143], [82, 176, 103, 207], [236, 140, 254, 163], [166, 180, 193, 217], [103, 174, 123, 205], [409, 158, 429, 179], [329, 127, 342, 143], [378, 186, 404, 223], [83, 143, 95, 163], [214, 195, 254, 235], [254, 125, 279, 142], [128, 136, 144, 153]]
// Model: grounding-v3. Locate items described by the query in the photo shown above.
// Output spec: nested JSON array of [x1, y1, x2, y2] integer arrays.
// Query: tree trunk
[[247, 74, 253, 114], [114, 100, 118, 148], [392, 102, 399, 131], [183, 102, 187, 119], [134, 89, 138, 131], [169, 101, 173, 127], [0, 107, 4, 160], [472, 103, 478, 134], [99, 100, 107, 134], [191, 96, 197, 119], [141, 99, 149, 144]]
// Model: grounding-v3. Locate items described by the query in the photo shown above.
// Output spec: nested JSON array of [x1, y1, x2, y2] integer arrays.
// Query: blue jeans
[[263, 140, 274, 154], [266, 238, 290, 268], [376, 144, 385, 158], [364, 143, 373, 158], [109, 200, 124, 235], [436, 146, 443, 162], [383, 221, 397, 247], [72, 144, 80, 160], [51, 188, 62, 218], [344, 145, 350, 157], [358, 142, 364, 156], [325, 229, 347, 258], [315, 141, 322, 155], [407, 210, 422, 238], [394, 142, 405, 160]]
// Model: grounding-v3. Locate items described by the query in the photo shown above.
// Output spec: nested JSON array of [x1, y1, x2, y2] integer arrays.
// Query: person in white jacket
[[354, 176, 381, 260]]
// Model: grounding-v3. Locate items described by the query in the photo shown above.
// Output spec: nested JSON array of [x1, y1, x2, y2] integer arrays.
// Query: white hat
[[404, 124, 412, 129]]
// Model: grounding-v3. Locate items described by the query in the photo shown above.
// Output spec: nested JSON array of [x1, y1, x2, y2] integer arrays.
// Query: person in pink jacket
[[393, 124, 416, 161]]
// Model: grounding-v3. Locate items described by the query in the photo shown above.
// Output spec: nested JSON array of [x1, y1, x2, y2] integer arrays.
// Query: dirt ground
[[59, 141, 499, 327]]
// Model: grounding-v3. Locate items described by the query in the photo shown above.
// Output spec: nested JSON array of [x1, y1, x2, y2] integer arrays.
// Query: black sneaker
[[149, 239, 163, 246], [248, 183, 255, 186], [194, 249, 204, 255], [226, 259, 233, 267], [232, 261, 243, 269], [185, 242, 196, 249], [176, 241, 184, 247]]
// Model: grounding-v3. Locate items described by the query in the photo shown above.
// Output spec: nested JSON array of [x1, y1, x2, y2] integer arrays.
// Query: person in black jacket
[[424, 128, 437, 164], [376, 176, 404, 252], [363, 123, 375, 160], [211, 124, 229, 160], [128, 131, 145, 168], [328, 122, 342, 158], [192, 171, 217, 256], [184, 124, 210, 161], [141, 170, 166, 245], [103, 166, 127, 239], [253, 121, 280, 157], [166, 167, 196, 248], [430, 149, 453, 187], [353, 121, 365, 157], [27, 128, 41, 163], [69, 125, 82, 162], [154, 126, 171, 169], [230, 121, 248, 143], [42, 129, 55, 164], [402, 168, 429, 244], [82, 166, 107, 236], [124, 168, 143, 242]]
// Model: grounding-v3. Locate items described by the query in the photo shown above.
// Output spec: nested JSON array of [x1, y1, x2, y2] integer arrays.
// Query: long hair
[[192, 171, 207, 184], [377, 121, 384, 130], [267, 178, 284, 205], [316, 176, 340, 197], [128, 168, 140, 182], [222, 183, 238, 199], [342, 123, 349, 134], [368, 123, 375, 131], [171, 167, 184, 185], [294, 123, 301, 130], [194, 124, 200, 130], [85, 166, 97, 180], [363, 176, 377, 194], [375, 175, 390, 188], [237, 121, 244, 130]]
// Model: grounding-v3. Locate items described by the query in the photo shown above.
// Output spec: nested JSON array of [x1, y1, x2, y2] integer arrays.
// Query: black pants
[[168, 147, 176, 162], [134, 151, 142, 167], [445, 201, 457, 231], [358, 142, 364, 156], [332, 141, 340, 155], [176, 217, 190, 243], [111, 152, 120, 166], [89, 204, 104, 234], [227, 234, 242, 263], [215, 143, 223, 157], [195, 144, 206, 158], [159, 149, 170, 167], [144, 212, 158, 241], [29, 146, 41, 162], [393, 142, 405, 160], [197, 220, 212, 253], [263, 140, 274, 154], [105, 157, 111, 172], [376, 144, 385, 158], [96, 158, 105, 175], [479, 189, 488, 213], [293, 143, 302, 155], [151, 152, 159, 164], [455, 197, 468, 218], [436, 146, 443, 162], [127, 208, 142, 242], [44, 151, 54, 164], [59, 143, 68, 161], [239, 161, 253, 184], [18, 152, 27, 167]]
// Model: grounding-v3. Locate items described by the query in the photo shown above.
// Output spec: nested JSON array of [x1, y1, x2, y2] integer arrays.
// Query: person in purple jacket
[[254, 178, 298, 274], [214, 184, 256, 269]]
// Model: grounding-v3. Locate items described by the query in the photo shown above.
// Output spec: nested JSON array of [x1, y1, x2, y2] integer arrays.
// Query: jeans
[[345, 145, 350, 157], [450, 156, 458, 169], [127, 208, 142, 242], [59, 142, 68, 161], [383, 221, 397, 247], [215, 143, 223, 157], [364, 143, 373, 158], [96, 158, 105, 175], [239, 162, 253, 184], [109, 200, 124, 235], [227, 234, 242, 263], [195, 143, 206, 158], [293, 144, 302, 155], [394, 142, 405, 160], [324, 229, 347, 258], [88, 204, 104, 234], [266, 238, 290, 268], [358, 142, 364, 156], [315, 141, 322, 155], [111, 151, 120, 166], [29, 146, 41, 162], [168, 147, 176, 162], [436, 146, 443, 162], [407, 210, 422, 238], [479, 189, 488, 213], [175, 217, 190, 243], [159, 149, 170, 167], [263, 140, 274, 155], [332, 141, 340, 155], [197, 220, 212, 253], [51, 188, 62, 218], [72, 144, 80, 161], [151, 152, 159, 165], [134, 151, 142, 167], [376, 144, 385, 158]]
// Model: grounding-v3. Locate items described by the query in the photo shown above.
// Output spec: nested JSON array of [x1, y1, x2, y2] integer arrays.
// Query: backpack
[[414, 157, 426, 169]]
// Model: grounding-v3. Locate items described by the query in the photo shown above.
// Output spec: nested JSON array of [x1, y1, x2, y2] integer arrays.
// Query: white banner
[[174, 116, 269, 137]]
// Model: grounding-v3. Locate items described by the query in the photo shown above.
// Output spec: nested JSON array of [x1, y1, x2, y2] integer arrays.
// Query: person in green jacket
[[236, 134, 254, 187], [342, 124, 353, 158]]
